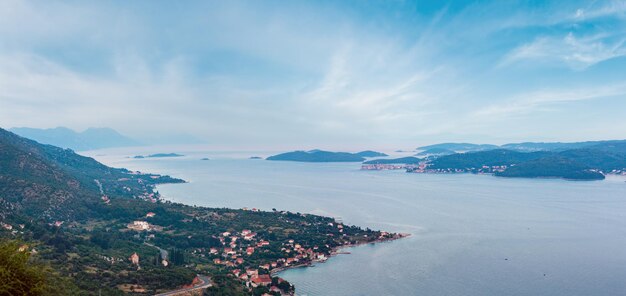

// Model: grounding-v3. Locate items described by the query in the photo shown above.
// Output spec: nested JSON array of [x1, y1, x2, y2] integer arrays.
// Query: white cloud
[[472, 83, 626, 118], [2, 0, 626, 147], [501, 32, 626, 69]]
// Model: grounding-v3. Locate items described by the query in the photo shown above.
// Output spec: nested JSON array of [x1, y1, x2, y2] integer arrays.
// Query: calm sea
[[88, 148, 626, 296]]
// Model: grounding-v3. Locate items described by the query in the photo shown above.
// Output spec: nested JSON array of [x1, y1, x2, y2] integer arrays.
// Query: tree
[[0, 240, 78, 295]]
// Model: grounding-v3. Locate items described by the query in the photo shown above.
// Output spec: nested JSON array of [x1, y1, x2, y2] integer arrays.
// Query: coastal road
[[154, 275, 212, 296]]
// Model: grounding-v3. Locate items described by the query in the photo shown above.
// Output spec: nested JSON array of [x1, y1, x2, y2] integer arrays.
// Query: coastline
[[151, 180, 409, 294], [271, 233, 410, 277]]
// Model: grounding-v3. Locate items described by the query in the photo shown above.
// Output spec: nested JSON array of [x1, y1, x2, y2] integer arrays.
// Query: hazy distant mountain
[[133, 153, 184, 159], [417, 143, 499, 152], [415, 148, 455, 156], [9, 127, 138, 151], [303, 149, 388, 157], [417, 140, 626, 153], [354, 150, 388, 157], [501, 140, 626, 152], [363, 157, 421, 164]]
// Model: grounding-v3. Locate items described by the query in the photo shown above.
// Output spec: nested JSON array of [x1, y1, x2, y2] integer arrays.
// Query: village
[[361, 161, 510, 175], [118, 208, 403, 295]]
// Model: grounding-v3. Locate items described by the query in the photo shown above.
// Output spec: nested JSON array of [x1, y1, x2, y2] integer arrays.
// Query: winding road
[[154, 274, 212, 296]]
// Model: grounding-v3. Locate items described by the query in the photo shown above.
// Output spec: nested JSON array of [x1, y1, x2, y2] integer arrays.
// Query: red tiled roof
[[252, 274, 272, 284]]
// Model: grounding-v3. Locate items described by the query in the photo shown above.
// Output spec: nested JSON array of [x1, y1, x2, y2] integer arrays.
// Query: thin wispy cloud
[[501, 32, 626, 69], [473, 83, 626, 118], [1, 0, 626, 147]]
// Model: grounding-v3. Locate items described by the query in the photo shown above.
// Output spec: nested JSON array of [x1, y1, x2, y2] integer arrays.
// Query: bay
[[90, 149, 626, 296]]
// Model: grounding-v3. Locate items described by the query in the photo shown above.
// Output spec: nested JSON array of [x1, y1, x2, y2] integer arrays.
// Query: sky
[[1, 0, 626, 150]]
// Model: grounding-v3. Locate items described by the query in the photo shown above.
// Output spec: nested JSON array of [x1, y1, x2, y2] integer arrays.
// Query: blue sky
[[1, 0, 625, 149]]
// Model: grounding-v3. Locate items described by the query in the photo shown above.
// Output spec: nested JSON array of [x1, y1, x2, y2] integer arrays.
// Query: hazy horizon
[[2, 0, 626, 149]]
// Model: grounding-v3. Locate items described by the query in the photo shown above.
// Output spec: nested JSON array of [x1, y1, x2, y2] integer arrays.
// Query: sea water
[[89, 149, 626, 296]]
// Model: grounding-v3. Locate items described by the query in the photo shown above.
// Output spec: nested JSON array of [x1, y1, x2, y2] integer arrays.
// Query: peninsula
[[0, 128, 402, 295]]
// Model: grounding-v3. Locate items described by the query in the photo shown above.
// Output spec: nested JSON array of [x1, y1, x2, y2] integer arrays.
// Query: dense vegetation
[[495, 157, 605, 180], [421, 144, 626, 180], [267, 150, 388, 162], [267, 150, 366, 162], [428, 149, 552, 169], [0, 128, 396, 295], [0, 240, 79, 295]]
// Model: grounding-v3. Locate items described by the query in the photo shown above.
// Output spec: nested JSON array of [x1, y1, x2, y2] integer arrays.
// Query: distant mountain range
[[500, 140, 626, 152], [354, 150, 388, 157], [267, 150, 387, 162], [9, 127, 138, 151], [418, 140, 626, 153], [133, 153, 184, 159], [417, 143, 499, 152], [415, 148, 455, 156]]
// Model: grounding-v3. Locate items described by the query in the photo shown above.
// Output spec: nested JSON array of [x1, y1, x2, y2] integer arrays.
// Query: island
[[0, 128, 404, 295], [406, 143, 626, 180], [134, 153, 184, 159], [267, 150, 366, 162], [494, 156, 605, 180], [354, 150, 388, 157], [266, 150, 388, 163]]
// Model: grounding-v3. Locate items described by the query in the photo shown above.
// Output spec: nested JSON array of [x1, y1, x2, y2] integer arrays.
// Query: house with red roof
[[251, 274, 272, 287]]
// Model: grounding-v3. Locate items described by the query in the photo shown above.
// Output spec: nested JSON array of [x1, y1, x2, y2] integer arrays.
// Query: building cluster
[[205, 227, 343, 293], [608, 169, 626, 175], [0, 222, 26, 236], [1, 222, 13, 231], [361, 164, 416, 170], [101, 195, 110, 205], [408, 164, 508, 174], [97, 254, 124, 264], [135, 191, 158, 203], [127, 220, 162, 232]]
